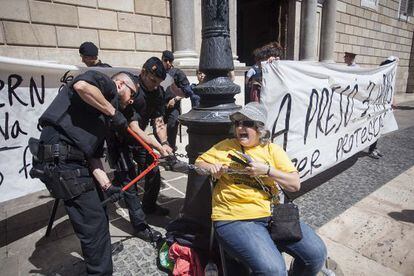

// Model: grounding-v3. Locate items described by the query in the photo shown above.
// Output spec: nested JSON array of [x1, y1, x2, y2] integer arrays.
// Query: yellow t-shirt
[[196, 138, 297, 221]]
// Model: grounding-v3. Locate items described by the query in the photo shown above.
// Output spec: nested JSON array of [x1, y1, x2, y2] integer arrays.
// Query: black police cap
[[79, 42, 98, 57], [143, 57, 166, 80], [162, 50, 174, 61]]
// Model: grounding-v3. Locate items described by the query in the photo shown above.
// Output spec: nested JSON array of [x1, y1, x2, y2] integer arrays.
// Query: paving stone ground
[[1, 98, 413, 275]]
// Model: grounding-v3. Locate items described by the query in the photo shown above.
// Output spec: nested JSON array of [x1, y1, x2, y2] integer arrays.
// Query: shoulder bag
[[240, 145, 302, 243]]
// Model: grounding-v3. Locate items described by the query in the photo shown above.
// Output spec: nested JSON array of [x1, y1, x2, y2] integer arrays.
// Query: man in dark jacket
[[107, 60, 174, 241], [161, 50, 200, 150], [30, 70, 135, 275], [79, 41, 112, 67], [124, 57, 173, 216]]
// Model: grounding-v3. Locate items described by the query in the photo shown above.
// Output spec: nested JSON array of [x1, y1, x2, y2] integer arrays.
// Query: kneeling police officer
[[29, 70, 137, 275]]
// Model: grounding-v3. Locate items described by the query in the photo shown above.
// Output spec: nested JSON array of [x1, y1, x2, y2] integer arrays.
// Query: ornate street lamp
[[179, 0, 240, 228]]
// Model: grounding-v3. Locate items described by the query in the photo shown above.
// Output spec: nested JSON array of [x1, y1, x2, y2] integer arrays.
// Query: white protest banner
[[261, 60, 398, 181], [0, 57, 78, 202], [0, 56, 138, 202]]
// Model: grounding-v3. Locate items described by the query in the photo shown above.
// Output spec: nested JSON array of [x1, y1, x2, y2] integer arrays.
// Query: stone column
[[229, 0, 244, 66], [171, 0, 199, 66], [320, 0, 337, 62], [299, 0, 318, 60]]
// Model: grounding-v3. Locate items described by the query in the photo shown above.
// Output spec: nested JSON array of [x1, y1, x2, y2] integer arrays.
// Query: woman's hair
[[257, 124, 271, 144], [253, 41, 284, 62]]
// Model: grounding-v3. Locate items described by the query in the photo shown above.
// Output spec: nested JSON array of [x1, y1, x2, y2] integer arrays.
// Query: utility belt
[[44, 165, 95, 200], [28, 138, 94, 200], [38, 142, 85, 163]]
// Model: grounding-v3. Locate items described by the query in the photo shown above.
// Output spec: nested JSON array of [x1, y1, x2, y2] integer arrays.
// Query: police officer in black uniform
[[161, 50, 199, 151], [125, 57, 173, 216], [29, 70, 136, 275], [107, 65, 173, 241], [79, 41, 112, 68]]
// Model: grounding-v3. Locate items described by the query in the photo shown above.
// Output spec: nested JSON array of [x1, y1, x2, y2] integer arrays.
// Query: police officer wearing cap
[[79, 41, 112, 68], [161, 50, 200, 151], [29, 70, 136, 275], [106, 67, 174, 241], [123, 57, 173, 216]]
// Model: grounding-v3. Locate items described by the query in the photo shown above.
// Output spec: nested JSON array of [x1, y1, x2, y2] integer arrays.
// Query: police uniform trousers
[[130, 147, 161, 212], [40, 127, 112, 275], [165, 106, 180, 150], [113, 169, 147, 231]]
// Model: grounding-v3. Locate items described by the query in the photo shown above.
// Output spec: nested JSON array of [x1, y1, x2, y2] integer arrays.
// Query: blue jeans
[[214, 218, 327, 276]]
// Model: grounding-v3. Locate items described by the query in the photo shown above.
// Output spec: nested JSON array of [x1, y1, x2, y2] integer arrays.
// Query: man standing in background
[[161, 50, 200, 151], [344, 52, 358, 67], [79, 41, 112, 68]]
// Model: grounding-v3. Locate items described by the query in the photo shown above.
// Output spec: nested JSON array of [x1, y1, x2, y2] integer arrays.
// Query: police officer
[[79, 41, 112, 67], [161, 50, 200, 151], [107, 68, 173, 241], [30, 70, 136, 275], [125, 57, 173, 216]]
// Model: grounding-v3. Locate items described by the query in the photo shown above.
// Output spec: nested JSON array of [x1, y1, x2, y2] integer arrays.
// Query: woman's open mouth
[[238, 132, 249, 140]]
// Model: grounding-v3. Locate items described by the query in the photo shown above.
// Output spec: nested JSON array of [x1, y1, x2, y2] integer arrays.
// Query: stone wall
[[335, 0, 414, 93], [0, 0, 172, 67]]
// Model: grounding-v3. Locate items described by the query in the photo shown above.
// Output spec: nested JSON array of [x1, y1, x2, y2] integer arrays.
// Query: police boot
[[134, 224, 162, 243]]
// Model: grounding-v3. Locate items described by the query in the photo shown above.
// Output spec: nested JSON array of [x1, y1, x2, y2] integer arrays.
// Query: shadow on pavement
[[388, 209, 414, 224], [107, 194, 184, 234], [28, 220, 85, 276], [146, 196, 184, 228], [395, 105, 414, 110], [1, 198, 66, 247]]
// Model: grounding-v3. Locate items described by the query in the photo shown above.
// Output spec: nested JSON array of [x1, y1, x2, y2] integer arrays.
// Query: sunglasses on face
[[123, 82, 137, 97], [163, 59, 173, 63], [234, 120, 256, 128]]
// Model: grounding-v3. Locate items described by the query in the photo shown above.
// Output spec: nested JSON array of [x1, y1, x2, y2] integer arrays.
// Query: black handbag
[[239, 145, 302, 242], [250, 176, 303, 243], [269, 200, 302, 242]]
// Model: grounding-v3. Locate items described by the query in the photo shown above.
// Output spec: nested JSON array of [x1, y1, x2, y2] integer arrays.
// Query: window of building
[[361, 0, 379, 10], [399, 0, 414, 18]]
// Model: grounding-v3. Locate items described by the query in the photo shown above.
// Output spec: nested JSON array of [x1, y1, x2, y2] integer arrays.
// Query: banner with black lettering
[[261, 60, 398, 180], [0, 56, 138, 202]]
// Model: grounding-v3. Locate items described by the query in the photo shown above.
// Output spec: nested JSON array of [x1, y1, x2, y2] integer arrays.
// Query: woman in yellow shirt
[[196, 102, 327, 275]]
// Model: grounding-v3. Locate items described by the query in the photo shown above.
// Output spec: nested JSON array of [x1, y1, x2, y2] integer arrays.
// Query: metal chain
[[167, 151, 269, 178]]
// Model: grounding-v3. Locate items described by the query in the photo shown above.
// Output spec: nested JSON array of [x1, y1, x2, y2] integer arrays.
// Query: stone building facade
[[0, 0, 413, 94], [0, 0, 172, 67], [334, 0, 414, 94]]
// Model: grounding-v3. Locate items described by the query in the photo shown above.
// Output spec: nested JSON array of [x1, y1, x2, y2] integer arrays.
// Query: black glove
[[110, 110, 128, 132], [105, 185, 124, 203]]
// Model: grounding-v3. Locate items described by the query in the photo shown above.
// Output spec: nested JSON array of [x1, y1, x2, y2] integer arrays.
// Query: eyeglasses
[[234, 120, 256, 128], [123, 82, 137, 97], [163, 59, 173, 63]]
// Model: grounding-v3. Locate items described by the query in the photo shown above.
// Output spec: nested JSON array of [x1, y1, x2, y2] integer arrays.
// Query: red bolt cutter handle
[[102, 127, 160, 205]]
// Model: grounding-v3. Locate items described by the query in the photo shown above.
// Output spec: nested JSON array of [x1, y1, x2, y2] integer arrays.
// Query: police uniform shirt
[[119, 76, 164, 147], [70, 70, 117, 114], [39, 70, 117, 157], [132, 75, 165, 129], [167, 68, 190, 89], [90, 60, 112, 68]]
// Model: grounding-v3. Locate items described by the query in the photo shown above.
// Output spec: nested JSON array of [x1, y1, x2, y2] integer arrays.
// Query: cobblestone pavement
[[108, 101, 414, 275], [1, 100, 413, 275]]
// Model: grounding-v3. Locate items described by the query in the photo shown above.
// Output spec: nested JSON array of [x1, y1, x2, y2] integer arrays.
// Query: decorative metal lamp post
[[179, 0, 240, 228]]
